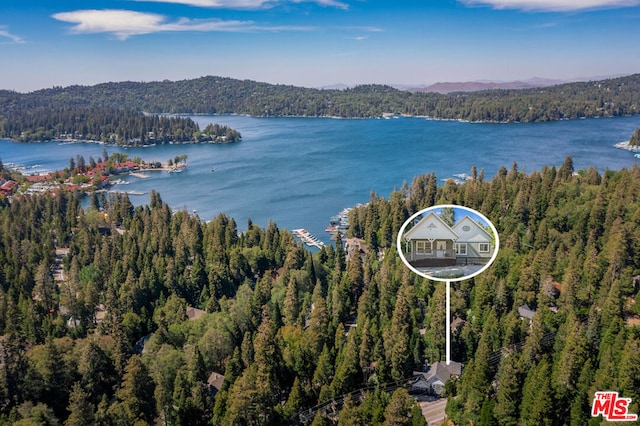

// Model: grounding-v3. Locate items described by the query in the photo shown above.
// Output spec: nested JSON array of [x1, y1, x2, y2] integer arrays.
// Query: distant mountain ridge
[[411, 78, 565, 94], [2, 73, 640, 124]]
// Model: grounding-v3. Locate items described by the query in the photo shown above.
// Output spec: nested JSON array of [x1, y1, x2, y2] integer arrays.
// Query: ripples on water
[[2, 115, 639, 243]]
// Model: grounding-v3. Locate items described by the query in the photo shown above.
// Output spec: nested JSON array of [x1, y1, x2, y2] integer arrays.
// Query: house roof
[[186, 306, 206, 320], [345, 237, 368, 257], [451, 215, 494, 243], [413, 361, 463, 387], [451, 316, 465, 332], [207, 372, 225, 390], [26, 175, 50, 183], [403, 212, 459, 241], [518, 304, 536, 320], [424, 361, 463, 384], [0, 180, 18, 190]]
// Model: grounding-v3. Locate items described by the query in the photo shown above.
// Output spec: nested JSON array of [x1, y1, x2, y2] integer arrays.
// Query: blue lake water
[[2, 115, 640, 244]]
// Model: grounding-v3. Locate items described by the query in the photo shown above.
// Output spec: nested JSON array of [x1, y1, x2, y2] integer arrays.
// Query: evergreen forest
[[0, 105, 241, 145], [0, 157, 639, 425], [630, 127, 640, 146]]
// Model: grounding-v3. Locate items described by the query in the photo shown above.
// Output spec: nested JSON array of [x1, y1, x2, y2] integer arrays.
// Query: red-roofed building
[[114, 161, 138, 173], [26, 174, 51, 183], [0, 180, 18, 196], [64, 184, 82, 192]]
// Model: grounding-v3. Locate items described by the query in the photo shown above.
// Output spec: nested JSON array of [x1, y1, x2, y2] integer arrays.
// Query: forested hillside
[[630, 127, 640, 146], [0, 105, 241, 145], [0, 158, 638, 424], [2, 73, 640, 124]]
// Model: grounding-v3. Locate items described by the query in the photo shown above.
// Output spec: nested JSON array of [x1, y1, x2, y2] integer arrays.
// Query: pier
[[292, 229, 325, 249]]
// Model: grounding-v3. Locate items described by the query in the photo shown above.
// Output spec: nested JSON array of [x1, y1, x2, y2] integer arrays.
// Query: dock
[[129, 172, 151, 179], [109, 190, 147, 196], [292, 229, 325, 249]]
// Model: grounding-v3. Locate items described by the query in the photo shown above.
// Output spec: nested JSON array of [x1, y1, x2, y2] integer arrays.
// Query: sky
[[1, 0, 640, 92]]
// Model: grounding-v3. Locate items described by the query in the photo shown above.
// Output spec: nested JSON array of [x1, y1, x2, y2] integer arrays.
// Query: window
[[479, 243, 490, 253], [416, 241, 433, 254], [456, 243, 467, 256]]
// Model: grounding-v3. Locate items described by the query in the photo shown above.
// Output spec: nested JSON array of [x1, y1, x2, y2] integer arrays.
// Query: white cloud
[[0, 26, 25, 44], [52, 9, 311, 40], [459, 0, 640, 11], [133, 0, 276, 8], [133, 0, 349, 10], [345, 35, 367, 40], [291, 0, 349, 9]]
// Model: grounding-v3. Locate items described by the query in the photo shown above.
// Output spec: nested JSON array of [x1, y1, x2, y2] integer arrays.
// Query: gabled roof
[[451, 215, 494, 243], [518, 304, 536, 320], [186, 306, 206, 320], [424, 361, 463, 384], [403, 212, 459, 241], [0, 180, 18, 190], [208, 372, 225, 390]]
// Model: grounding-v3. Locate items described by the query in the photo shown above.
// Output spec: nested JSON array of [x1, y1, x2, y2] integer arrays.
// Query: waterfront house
[[402, 212, 494, 267], [402, 212, 459, 267], [345, 237, 368, 261], [0, 180, 18, 197]]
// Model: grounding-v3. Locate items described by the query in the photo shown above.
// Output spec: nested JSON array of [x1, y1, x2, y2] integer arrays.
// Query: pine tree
[[312, 344, 334, 394], [439, 207, 455, 227], [493, 352, 521, 426], [281, 376, 303, 422], [65, 382, 95, 426], [115, 355, 156, 424], [617, 333, 640, 413], [519, 358, 553, 426], [382, 388, 417, 426], [331, 330, 361, 396], [283, 274, 300, 326], [551, 313, 588, 410], [337, 395, 363, 426], [386, 283, 415, 380]]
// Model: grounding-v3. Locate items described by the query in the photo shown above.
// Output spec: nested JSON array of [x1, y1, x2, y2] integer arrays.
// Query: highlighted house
[[402, 212, 495, 267]]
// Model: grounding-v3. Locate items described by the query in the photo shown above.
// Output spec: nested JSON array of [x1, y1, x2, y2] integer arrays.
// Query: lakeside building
[[402, 211, 495, 268]]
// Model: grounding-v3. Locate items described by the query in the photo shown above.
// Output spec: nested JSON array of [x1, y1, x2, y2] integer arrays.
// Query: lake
[[1, 115, 639, 244]]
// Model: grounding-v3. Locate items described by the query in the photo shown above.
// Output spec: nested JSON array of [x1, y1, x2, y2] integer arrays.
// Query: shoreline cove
[[2, 114, 639, 243]]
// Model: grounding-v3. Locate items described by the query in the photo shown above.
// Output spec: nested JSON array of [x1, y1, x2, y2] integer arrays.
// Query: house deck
[[409, 258, 457, 267]]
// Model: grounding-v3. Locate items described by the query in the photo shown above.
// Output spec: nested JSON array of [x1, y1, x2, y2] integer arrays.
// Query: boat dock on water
[[109, 190, 147, 196], [325, 206, 360, 239], [292, 229, 325, 249]]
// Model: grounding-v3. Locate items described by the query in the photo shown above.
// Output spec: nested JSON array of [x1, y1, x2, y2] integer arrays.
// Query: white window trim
[[416, 241, 426, 254], [456, 243, 467, 256], [416, 241, 433, 254], [479, 243, 490, 253]]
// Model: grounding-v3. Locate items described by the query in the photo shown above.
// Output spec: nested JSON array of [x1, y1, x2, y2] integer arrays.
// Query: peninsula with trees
[[630, 127, 640, 146], [0, 151, 189, 199], [0, 105, 241, 145]]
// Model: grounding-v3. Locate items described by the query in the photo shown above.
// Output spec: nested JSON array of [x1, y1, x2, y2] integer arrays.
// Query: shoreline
[[614, 140, 640, 152], [1, 136, 240, 146], [1, 114, 636, 144]]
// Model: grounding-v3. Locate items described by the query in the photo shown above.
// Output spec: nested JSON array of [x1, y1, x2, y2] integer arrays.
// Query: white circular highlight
[[396, 204, 500, 282]]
